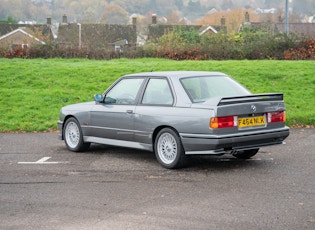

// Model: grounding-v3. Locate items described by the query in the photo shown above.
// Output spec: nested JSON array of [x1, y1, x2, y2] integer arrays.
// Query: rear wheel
[[233, 149, 259, 159], [154, 128, 187, 169], [63, 117, 90, 152]]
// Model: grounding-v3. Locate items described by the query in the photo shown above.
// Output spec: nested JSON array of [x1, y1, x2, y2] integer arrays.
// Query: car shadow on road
[[187, 155, 271, 171], [81, 144, 271, 172]]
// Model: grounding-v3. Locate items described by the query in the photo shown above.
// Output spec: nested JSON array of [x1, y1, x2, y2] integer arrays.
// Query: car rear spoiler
[[218, 93, 284, 106]]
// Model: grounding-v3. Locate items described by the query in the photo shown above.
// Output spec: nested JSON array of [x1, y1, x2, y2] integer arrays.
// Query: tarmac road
[[0, 129, 314, 230]]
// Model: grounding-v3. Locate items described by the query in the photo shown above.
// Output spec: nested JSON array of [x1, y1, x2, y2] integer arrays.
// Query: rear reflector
[[267, 111, 286, 123], [210, 116, 237, 129]]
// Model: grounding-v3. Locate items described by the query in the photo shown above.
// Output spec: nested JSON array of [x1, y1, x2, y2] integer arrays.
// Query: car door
[[134, 77, 175, 145], [89, 77, 145, 141]]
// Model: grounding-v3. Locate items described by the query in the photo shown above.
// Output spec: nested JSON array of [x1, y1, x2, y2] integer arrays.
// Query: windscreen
[[181, 76, 251, 103]]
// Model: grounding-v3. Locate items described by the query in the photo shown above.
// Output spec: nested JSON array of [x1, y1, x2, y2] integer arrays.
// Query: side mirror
[[94, 94, 104, 103]]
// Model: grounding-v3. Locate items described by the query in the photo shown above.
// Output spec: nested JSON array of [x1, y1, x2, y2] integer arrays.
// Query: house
[[55, 23, 136, 51], [255, 8, 277, 14], [0, 15, 137, 52], [238, 12, 315, 39], [58, 24, 136, 50], [275, 23, 315, 39], [0, 23, 53, 41], [54, 15, 137, 51], [0, 28, 45, 50], [147, 15, 223, 43], [109, 39, 129, 52], [199, 25, 218, 35]]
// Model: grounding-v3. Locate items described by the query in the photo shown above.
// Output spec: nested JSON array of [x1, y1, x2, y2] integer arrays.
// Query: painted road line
[[248, 158, 274, 161], [217, 157, 274, 162], [18, 157, 69, 164]]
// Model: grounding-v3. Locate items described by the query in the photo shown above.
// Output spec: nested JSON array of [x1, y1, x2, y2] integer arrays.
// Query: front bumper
[[57, 120, 63, 140], [180, 127, 290, 155]]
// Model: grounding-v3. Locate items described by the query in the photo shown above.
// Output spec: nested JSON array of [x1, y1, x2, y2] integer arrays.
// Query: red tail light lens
[[210, 116, 237, 129], [267, 111, 286, 123]]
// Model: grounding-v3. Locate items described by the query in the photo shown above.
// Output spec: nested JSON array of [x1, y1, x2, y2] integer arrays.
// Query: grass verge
[[0, 58, 314, 132]]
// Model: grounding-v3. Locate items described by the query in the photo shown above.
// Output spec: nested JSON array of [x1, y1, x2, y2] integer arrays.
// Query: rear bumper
[[180, 127, 290, 155]]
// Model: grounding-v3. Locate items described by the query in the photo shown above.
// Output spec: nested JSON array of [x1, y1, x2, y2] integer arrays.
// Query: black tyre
[[63, 117, 90, 152], [233, 149, 259, 159], [154, 128, 187, 169]]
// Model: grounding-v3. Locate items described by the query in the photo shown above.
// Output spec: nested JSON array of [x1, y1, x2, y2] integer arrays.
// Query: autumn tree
[[166, 11, 182, 24], [100, 2, 129, 24], [292, 0, 315, 15], [183, 0, 207, 20], [196, 9, 260, 33], [174, 0, 184, 11], [221, 0, 234, 10], [112, 0, 146, 15], [0, 0, 10, 19], [0, 0, 311, 24]]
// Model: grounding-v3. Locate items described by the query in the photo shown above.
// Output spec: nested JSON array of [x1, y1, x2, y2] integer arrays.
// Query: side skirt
[[83, 136, 153, 152]]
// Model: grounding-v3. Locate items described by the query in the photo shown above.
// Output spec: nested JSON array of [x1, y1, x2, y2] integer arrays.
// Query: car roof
[[123, 71, 227, 79]]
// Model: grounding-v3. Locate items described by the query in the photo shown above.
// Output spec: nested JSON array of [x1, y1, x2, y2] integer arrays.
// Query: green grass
[[0, 58, 314, 132]]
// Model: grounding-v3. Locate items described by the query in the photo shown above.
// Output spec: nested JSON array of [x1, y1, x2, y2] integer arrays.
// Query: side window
[[105, 78, 144, 105], [181, 77, 202, 102], [142, 78, 173, 105]]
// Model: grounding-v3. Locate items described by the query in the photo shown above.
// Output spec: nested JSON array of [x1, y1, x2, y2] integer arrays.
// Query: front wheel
[[154, 128, 187, 169], [233, 149, 259, 159], [63, 117, 90, 152]]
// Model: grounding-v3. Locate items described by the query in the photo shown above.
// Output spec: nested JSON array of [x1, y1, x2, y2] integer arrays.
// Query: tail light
[[210, 116, 237, 129], [267, 111, 286, 123]]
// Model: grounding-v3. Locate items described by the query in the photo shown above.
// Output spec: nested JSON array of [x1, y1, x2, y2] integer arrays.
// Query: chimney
[[132, 16, 137, 26], [152, 14, 157, 25], [62, 14, 67, 23], [221, 16, 227, 33], [221, 16, 225, 26], [245, 12, 250, 23], [47, 17, 51, 25]]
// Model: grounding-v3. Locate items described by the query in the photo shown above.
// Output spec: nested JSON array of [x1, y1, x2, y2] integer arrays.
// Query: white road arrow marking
[[36, 157, 52, 163], [18, 157, 68, 164]]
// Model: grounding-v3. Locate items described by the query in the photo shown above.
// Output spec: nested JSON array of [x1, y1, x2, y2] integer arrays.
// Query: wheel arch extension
[[152, 125, 181, 148], [60, 115, 77, 139]]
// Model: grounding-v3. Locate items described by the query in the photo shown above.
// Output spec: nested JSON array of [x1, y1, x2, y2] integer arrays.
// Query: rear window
[[181, 76, 250, 103]]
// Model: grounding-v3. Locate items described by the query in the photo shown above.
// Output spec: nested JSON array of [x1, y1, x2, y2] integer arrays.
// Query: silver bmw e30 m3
[[57, 71, 290, 169]]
